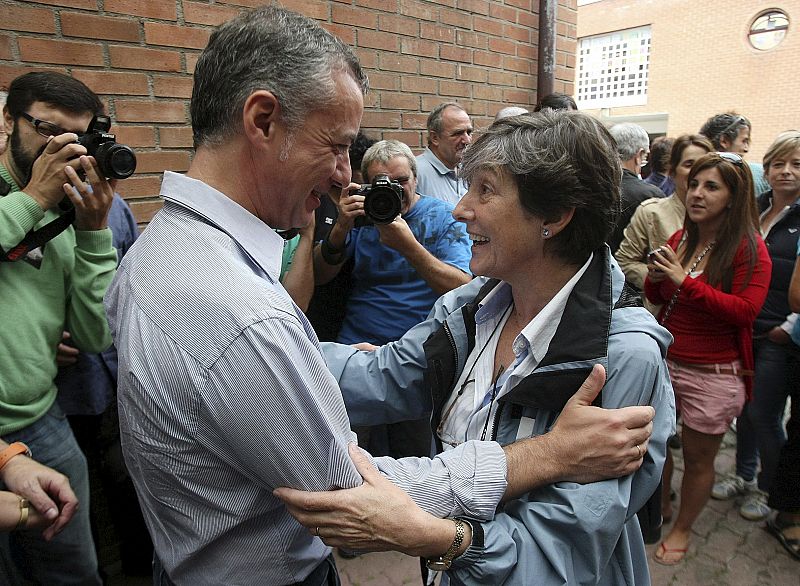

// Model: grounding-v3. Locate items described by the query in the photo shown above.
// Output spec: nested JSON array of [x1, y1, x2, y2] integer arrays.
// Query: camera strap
[[0, 177, 76, 262]]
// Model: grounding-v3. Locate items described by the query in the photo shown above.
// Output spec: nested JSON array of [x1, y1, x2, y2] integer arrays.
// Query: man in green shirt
[[0, 72, 117, 585]]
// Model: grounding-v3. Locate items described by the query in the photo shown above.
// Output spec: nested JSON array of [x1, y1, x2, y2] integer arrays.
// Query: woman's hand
[[650, 244, 686, 287]]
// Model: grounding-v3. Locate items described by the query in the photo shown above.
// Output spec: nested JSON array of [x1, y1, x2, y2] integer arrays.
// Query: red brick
[[517, 43, 536, 59], [557, 4, 577, 25], [109, 45, 182, 72], [183, 1, 241, 26], [382, 130, 421, 147], [488, 70, 516, 86], [379, 14, 418, 37], [145, 23, 211, 50], [62, 13, 140, 42], [128, 199, 165, 223], [332, 5, 378, 28], [361, 110, 402, 130], [401, 112, 428, 129], [378, 54, 418, 74], [19, 38, 103, 66], [0, 35, 13, 61], [420, 22, 455, 44], [0, 65, 64, 90], [456, 30, 488, 50], [516, 75, 536, 89], [358, 30, 398, 51], [354, 48, 377, 69], [488, 37, 516, 55], [503, 55, 531, 74], [400, 0, 437, 22], [473, 84, 505, 102], [153, 76, 194, 98], [474, 17, 503, 36], [419, 60, 456, 78], [185, 52, 201, 74], [277, 0, 328, 21], [367, 72, 400, 91], [440, 8, 471, 29], [401, 76, 438, 94], [507, 0, 533, 9], [134, 151, 191, 174], [400, 39, 438, 58], [457, 64, 488, 83], [26, 0, 95, 9], [3, 5, 55, 34], [117, 176, 163, 198], [457, 0, 490, 15], [489, 4, 518, 22], [356, 0, 399, 11], [104, 0, 177, 21], [113, 126, 156, 148], [441, 45, 472, 63], [363, 92, 379, 109], [323, 24, 356, 46], [519, 11, 538, 28], [504, 23, 531, 43], [115, 100, 187, 123], [159, 126, 194, 148], [504, 88, 532, 104], [439, 80, 470, 98], [474, 50, 503, 68], [380, 92, 419, 110], [72, 70, 149, 95]]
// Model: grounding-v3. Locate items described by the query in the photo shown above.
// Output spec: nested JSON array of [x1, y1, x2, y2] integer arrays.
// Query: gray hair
[[426, 102, 467, 135], [495, 106, 529, 121], [608, 123, 650, 161], [461, 110, 620, 265], [361, 139, 417, 182], [191, 6, 368, 148]]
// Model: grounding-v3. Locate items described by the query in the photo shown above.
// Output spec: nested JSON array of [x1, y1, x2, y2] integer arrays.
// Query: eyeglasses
[[716, 151, 744, 168], [19, 112, 68, 138]]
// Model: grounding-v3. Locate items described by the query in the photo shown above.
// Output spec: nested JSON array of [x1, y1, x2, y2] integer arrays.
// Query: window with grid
[[576, 26, 651, 109]]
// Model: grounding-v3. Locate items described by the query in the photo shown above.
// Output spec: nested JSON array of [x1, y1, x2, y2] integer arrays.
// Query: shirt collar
[[160, 171, 284, 281], [423, 147, 455, 176]]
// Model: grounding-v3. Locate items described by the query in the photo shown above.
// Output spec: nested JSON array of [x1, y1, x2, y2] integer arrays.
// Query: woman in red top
[[645, 152, 771, 565]]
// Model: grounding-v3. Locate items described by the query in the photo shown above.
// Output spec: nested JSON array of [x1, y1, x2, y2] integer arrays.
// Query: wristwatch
[[425, 518, 465, 571], [0, 442, 32, 472]]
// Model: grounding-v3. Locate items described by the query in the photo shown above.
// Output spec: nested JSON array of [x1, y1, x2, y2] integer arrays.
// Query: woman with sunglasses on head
[[616, 134, 713, 314], [645, 152, 771, 565], [713, 131, 800, 522]]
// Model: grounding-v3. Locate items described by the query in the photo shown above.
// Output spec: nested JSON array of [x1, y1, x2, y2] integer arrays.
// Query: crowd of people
[[0, 5, 797, 586]]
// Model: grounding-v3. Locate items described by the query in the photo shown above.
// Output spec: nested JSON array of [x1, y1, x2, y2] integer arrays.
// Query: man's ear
[[718, 135, 732, 151], [428, 130, 440, 148], [3, 106, 15, 135], [242, 90, 281, 147]]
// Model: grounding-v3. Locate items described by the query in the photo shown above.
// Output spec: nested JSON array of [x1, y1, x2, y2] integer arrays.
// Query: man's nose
[[334, 153, 352, 188]]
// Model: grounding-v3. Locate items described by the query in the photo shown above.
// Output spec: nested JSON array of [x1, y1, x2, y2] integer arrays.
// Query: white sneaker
[[740, 490, 771, 521], [711, 475, 756, 500]]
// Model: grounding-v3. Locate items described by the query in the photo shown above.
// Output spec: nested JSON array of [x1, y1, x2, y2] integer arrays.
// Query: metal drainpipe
[[537, 0, 558, 102]]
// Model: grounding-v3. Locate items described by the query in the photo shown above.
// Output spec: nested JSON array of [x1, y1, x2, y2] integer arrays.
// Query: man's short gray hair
[[495, 106, 529, 121], [190, 5, 368, 148], [608, 123, 650, 161], [361, 139, 417, 182], [426, 102, 467, 135]]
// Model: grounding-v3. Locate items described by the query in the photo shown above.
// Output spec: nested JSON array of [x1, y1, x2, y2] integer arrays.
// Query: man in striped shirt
[[106, 7, 654, 586]]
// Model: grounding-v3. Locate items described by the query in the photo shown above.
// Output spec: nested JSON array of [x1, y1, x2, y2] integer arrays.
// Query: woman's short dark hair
[[460, 110, 620, 265], [668, 134, 713, 176], [533, 92, 577, 112], [6, 72, 104, 119]]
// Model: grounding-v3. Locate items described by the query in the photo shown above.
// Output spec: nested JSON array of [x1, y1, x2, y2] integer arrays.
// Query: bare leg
[[655, 426, 724, 564], [661, 449, 674, 522]]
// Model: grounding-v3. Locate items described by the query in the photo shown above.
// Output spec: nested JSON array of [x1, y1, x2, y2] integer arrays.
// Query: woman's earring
[[542, 228, 550, 238]]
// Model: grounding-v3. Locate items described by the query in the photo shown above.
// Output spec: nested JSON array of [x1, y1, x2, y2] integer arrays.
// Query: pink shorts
[[667, 359, 746, 435]]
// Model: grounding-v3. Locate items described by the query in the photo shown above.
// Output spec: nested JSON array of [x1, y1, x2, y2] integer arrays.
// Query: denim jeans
[[1, 402, 101, 585], [735, 338, 790, 492]]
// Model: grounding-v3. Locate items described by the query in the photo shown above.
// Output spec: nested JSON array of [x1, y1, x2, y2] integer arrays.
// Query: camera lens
[[95, 143, 137, 180], [364, 188, 402, 224]]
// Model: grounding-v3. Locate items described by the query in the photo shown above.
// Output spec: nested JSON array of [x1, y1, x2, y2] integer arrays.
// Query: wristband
[[0, 442, 31, 472], [15, 498, 29, 530], [425, 518, 465, 571], [320, 238, 346, 265]]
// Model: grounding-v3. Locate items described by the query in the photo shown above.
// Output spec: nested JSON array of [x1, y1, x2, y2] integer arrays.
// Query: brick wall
[[1, 0, 577, 225], [577, 0, 800, 163]]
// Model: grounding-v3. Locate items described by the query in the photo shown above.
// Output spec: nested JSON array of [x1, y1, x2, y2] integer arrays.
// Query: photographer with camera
[[315, 139, 472, 459], [0, 72, 120, 585]]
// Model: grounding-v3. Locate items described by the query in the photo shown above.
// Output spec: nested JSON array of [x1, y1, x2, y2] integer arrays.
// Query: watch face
[[426, 559, 451, 571]]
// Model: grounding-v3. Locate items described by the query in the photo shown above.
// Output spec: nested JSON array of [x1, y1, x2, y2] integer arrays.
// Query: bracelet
[[425, 518, 465, 571], [15, 497, 29, 530], [320, 238, 346, 265], [0, 442, 31, 472]]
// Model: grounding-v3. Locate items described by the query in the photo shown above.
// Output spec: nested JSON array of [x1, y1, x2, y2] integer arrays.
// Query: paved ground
[[105, 426, 798, 586], [336, 427, 799, 586]]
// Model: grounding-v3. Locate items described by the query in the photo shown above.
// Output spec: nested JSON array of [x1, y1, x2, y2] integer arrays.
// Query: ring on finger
[[315, 526, 320, 537], [635, 444, 642, 458]]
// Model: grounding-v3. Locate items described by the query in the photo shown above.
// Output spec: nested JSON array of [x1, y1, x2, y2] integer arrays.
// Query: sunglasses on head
[[716, 151, 744, 168]]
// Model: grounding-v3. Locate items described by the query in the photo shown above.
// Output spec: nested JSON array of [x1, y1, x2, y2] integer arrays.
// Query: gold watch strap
[[425, 518, 465, 571]]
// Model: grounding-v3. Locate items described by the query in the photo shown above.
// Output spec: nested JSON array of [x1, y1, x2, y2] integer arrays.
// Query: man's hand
[[548, 364, 653, 483], [23, 133, 88, 211], [274, 444, 466, 558], [56, 331, 80, 367], [376, 216, 416, 254], [330, 183, 365, 234], [0, 454, 79, 541], [63, 155, 115, 231], [503, 364, 654, 499], [767, 326, 790, 345]]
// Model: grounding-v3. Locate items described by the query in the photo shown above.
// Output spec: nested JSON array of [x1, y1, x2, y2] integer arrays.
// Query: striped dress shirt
[[106, 172, 507, 585]]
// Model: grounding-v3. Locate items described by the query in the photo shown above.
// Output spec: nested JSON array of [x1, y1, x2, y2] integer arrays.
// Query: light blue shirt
[[416, 147, 467, 205], [106, 171, 507, 585]]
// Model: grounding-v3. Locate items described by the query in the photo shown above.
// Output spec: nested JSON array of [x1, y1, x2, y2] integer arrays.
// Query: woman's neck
[[771, 188, 800, 209], [507, 257, 582, 324]]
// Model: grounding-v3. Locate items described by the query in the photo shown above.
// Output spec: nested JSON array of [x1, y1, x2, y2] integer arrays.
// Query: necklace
[[660, 240, 715, 325]]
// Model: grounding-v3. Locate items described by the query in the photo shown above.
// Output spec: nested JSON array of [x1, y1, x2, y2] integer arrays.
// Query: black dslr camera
[[77, 115, 137, 180], [353, 173, 403, 227]]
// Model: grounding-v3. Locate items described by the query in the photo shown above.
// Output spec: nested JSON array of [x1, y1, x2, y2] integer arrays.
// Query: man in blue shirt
[[415, 103, 473, 205], [315, 139, 472, 458]]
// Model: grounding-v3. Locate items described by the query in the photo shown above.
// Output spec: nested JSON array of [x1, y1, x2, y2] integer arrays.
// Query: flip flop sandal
[[766, 517, 800, 561], [654, 541, 688, 566]]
